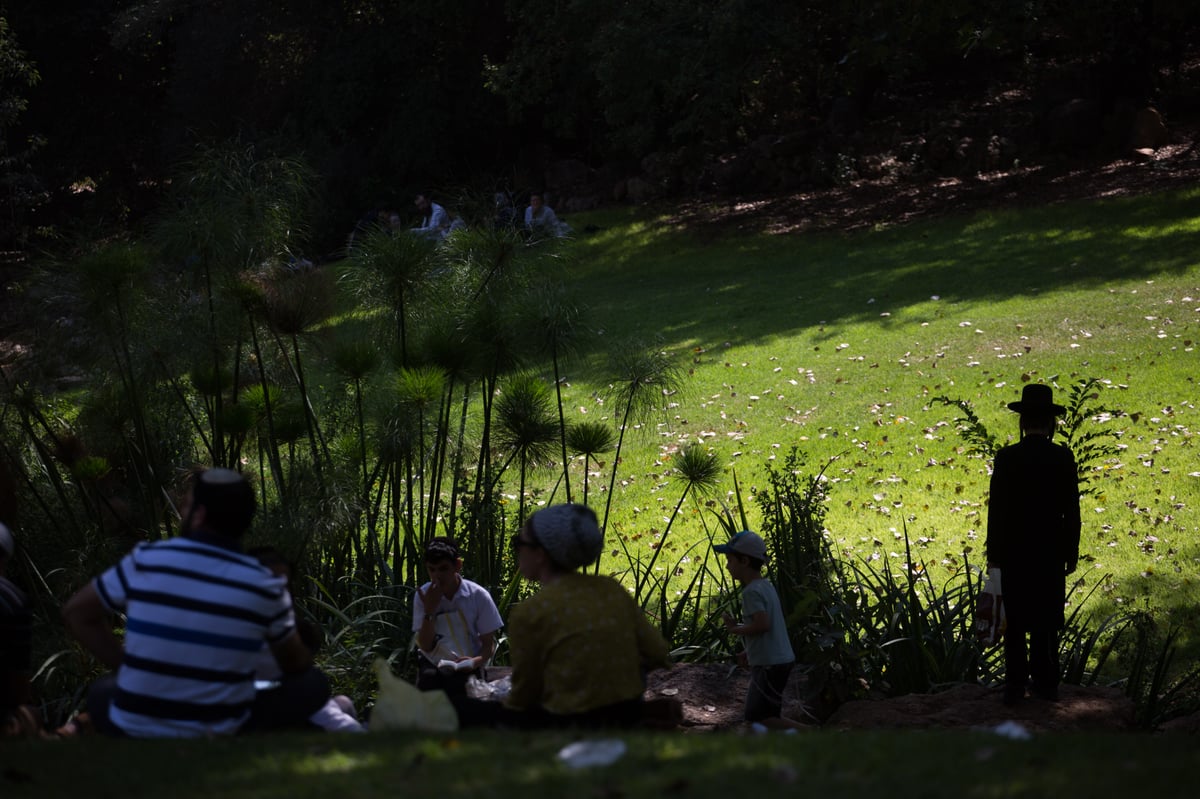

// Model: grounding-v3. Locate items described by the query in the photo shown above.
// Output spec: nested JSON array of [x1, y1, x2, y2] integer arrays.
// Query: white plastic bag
[[557, 739, 627, 769], [974, 567, 1006, 646], [464, 674, 512, 701], [990, 721, 1032, 740], [369, 658, 459, 733]]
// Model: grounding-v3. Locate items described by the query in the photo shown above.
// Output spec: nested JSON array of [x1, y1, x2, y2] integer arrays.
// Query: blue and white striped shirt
[[95, 536, 295, 737]]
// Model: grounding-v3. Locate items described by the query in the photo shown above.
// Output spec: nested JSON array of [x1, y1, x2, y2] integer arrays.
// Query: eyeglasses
[[511, 534, 541, 552]]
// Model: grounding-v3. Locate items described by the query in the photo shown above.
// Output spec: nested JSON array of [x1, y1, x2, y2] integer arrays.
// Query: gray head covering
[[527, 504, 603, 570], [0, 521, 12, 558]]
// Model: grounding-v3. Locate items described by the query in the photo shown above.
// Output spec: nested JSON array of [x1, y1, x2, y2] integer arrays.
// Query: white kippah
[[528, 504, 603, 570]]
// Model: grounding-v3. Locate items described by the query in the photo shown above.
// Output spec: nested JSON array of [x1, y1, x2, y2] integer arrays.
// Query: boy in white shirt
[[413, 537, 503, 699]]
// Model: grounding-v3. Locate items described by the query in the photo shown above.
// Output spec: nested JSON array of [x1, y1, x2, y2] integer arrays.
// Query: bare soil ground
[[643, 663, 1200, 735]]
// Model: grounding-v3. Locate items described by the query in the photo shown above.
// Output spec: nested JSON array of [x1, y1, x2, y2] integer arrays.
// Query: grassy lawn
[[2, 728, 1195, 798], [533, 187, 1200, 653], [5, 188, 1199, 798]]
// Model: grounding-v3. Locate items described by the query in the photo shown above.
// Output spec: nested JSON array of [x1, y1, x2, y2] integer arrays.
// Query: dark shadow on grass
[[570, 185, 1200, 354]]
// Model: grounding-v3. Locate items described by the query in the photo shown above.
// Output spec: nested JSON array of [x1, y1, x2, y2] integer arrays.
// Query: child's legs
[[744, 663, 792, 723]]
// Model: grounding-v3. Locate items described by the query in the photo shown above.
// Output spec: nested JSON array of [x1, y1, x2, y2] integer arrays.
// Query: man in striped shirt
[[63, 468, 314, 737]]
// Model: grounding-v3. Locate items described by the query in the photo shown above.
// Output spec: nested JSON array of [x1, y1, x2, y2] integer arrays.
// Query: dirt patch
[[641, 663, 1200, 734], [643, 662, 752, 731], [823, 683, 1136, 734]]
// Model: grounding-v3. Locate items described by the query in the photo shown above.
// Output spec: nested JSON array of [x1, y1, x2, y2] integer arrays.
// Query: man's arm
[[985, 449, 1012, 569], [269, 629, 313, 675], [415, 585, 443, 652], [468, 630, 497, 670], [62, 582, 123, 670], [1063, 449, 1082, 573]]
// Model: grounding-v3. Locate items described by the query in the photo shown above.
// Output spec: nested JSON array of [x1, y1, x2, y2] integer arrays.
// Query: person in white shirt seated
[[524, 192, 570, 238], [413, 537, 502, 703], [412, 193, 451, 240]]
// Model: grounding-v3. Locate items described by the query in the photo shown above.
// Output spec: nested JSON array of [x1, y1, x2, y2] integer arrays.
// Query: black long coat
[[985, 435, 1081, 629]]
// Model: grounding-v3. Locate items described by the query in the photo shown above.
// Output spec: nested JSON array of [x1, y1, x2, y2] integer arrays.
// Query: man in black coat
[[986, 383, 1081, 705]]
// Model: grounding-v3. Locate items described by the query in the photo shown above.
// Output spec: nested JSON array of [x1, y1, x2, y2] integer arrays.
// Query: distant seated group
[[410, 193, 467, 241], [350, 190, 570, 250], [522, 192, 571, 238]]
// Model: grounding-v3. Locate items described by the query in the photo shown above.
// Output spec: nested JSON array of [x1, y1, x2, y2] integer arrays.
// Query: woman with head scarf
[[457, 504, 670, 728], [504, 503, 671, 726]]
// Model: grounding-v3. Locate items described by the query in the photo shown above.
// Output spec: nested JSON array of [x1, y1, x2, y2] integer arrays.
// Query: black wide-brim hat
[[1007, 383, 1066, 415]]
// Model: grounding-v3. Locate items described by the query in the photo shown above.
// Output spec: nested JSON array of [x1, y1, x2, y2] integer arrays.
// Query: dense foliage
[[3, 1, 1199, 249]]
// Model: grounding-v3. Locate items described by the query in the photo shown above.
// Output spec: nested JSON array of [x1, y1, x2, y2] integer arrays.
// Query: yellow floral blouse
[[505, 573, 671, 716]]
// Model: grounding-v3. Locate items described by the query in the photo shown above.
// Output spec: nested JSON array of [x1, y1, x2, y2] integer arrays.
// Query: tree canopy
[[2, 0, 1198, 248]]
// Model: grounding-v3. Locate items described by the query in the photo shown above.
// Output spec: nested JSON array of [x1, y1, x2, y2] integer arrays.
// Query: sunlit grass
[[546, 187, 1200, 659]]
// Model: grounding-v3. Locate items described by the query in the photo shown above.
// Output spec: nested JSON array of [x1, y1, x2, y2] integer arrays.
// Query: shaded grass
[[539, 187, 1200, 664], [2, 728, 1196, 799]]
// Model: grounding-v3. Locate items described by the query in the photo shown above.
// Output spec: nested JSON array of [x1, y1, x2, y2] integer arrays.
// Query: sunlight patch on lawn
[[709, 282, 747, 295], [284, 750, 384, 775], [1002, 227, 1097, 245], [1120, 218, 1200, 239], [577, 218, 680, 256], [960, 214, 1004, 234]]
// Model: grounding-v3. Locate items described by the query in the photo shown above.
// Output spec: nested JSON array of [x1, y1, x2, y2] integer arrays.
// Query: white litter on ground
[[557, 739, 628, 769]]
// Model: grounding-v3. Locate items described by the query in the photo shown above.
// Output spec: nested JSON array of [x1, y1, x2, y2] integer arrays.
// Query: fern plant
[[933, 376, 1123, 496]]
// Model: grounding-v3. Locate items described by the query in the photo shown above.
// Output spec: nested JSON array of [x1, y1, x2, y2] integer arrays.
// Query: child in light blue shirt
[[715, 530, 803, 730]]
